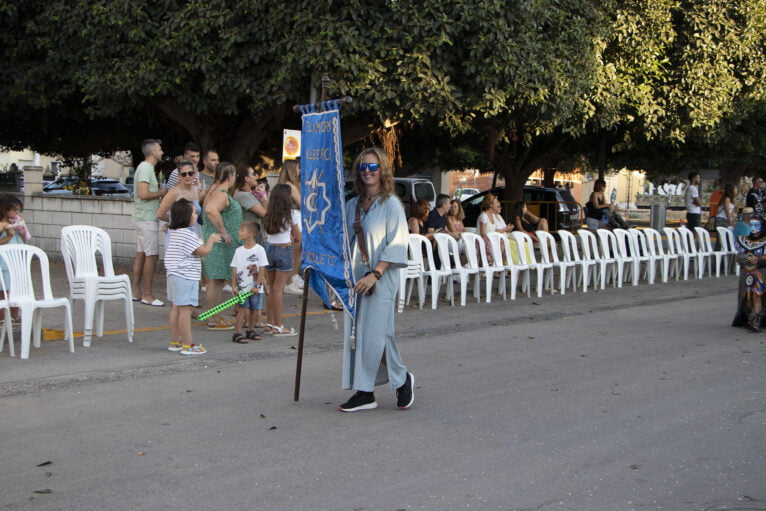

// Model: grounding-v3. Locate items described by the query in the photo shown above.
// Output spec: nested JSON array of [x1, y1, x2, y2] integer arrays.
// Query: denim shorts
[[241, 291, 264, 311], [266, 245, 292, 272], [167, 275, 199, 307]]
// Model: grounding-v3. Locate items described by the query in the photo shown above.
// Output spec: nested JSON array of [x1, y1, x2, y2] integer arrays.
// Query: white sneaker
[[291, 275, 304, 288], [222, 284, 232, 293], [283, 283, 303, 295]]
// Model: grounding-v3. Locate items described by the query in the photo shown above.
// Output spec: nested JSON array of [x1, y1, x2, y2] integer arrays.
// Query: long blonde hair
[[352, 147, 394, 200]]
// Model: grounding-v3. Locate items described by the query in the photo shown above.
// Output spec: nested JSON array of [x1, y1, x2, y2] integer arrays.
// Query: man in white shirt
[[684, 171, 702, 229]]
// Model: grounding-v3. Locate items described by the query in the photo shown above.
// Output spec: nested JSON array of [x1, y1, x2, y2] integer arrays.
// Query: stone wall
[[23, 193, 136, 268]]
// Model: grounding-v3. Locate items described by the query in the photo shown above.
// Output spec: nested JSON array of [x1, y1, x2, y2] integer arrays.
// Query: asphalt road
[[1, 277, 764, 511]]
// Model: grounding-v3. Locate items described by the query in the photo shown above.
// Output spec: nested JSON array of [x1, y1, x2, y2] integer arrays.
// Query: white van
[[345, 177, 436, 217]]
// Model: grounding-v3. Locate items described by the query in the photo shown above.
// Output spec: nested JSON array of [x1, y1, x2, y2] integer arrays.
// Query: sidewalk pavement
[[0, 262, 740, 397]]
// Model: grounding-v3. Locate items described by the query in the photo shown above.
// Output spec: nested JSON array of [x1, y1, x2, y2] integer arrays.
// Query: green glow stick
[[198, 291, 253, 321]]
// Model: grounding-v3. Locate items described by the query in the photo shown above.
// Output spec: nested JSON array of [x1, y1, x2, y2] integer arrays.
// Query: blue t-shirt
[[425, 209, 446, 232]]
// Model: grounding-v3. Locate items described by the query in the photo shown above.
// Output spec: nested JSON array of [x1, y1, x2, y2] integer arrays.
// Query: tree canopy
[[1, 0, 764, 188]]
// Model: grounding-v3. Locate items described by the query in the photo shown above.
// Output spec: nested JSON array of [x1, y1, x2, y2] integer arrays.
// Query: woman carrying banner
[[339, 147, 414, 412]]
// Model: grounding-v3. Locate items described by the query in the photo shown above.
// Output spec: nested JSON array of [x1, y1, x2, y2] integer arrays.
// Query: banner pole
[[293, 267, 312, 401]]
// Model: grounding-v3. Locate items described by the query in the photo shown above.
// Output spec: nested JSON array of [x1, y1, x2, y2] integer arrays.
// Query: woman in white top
[[477, 193, 514, 236], [477, 193, 513, 263], [716, 183, 738, 227], [262, 184, 301, 336]]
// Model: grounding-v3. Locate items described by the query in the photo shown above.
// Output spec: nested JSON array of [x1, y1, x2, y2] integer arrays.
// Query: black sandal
[[245, 329, 261, 341], [232, 332, 249, 344]]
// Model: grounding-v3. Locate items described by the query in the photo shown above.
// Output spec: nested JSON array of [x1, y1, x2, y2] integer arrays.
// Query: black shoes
[[339, 372, 414, 412], [338, 391, 378, 412], [396, 372, 415, 409]]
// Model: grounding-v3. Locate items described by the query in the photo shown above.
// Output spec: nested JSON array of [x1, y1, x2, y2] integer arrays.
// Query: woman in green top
[[202, 162, 242, 330]]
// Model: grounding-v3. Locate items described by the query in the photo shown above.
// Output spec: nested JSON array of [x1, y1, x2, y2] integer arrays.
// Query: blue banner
[[299, 102, 355, 318]]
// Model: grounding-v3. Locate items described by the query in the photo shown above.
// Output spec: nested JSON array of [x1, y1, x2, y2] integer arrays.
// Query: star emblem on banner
[[304, 169, 331, 234]]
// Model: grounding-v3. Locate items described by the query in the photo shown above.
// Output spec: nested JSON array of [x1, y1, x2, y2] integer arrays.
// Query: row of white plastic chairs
[[0, 225, 133, 359], [398, 226, 739, 312]]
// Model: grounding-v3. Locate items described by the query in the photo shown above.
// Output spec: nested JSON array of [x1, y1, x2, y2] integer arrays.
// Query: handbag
[[704, 216, 716, 231]]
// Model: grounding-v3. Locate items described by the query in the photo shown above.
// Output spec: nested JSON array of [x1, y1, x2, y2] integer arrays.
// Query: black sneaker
[[338, 391, 377, 412], [396, 372, 415, 409]]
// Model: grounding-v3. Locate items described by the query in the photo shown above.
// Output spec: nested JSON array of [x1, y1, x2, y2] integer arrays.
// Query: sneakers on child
[[396, 372, 415, 409], [167, 341, 182, 352], [180, 344, 207, 355], [291, 275, 304, 288], [338, 391, 377, 412]]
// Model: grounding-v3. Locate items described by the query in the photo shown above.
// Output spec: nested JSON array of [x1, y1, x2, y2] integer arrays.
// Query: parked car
[[453, 187, 480, 200], [461, 185, 582, 232], [345, 177, 436, 217], [43, 177, 131, 196]]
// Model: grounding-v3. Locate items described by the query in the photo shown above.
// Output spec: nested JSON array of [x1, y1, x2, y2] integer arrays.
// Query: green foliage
[[1, 0, 765, 187]]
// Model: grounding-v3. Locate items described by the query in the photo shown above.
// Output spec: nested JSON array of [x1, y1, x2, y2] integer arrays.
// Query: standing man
[[198, 149, 220, 202], [132, 139, 168, 306], [164, 142, 202, 189], [746, 177, 765, 218], [684, 171, 702, 229]]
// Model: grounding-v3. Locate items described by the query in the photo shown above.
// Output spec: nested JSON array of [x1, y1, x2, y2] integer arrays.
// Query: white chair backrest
[[611, 229, 633, 258], [461, 232, 487, 269], [0, 245, 54, 300], [485, 232, 506, 268], [536, 231, 561, 264], [694, 227, 714, 252], [628, 228, 651, 257], [716, 226, 733, 252], [558, 230, 581, 263], [61, 225, 117, 281], [596, 229, 620, 260], [577, 229, 601, 261], [433, 233, 457, 272], [642, 228, 664, 256], [510, 231, 538, 265], [677, 227, 699, 255], [409, 234, 438, 271], [663, 228, 682, 256]]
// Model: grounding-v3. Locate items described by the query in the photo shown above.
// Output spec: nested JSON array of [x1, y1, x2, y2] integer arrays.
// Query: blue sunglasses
[[358, 163, 380, 172]]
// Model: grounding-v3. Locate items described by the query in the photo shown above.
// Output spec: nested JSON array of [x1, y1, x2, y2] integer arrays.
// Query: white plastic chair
[[434, 233, 480, 306], [626, 228, 657, 285], [61, 226, 134, 347], [536, 231, 575, 294], [0, 269, 15, 357], [716, 226, 739, 276], [461, 232, 506, 302], [643, 227, 678, 283], [578, 229, 616, 289], [510, 231, 553, 297], [408, 234, 452, 309], [559, 230, 595, 292], [694, 227, 723, 277], [0, 245, 74, 359], [596, 229, 627, 288], [677, 226, 707, 279], [397, 253, 425, 313], [665, 227, 695, 280], [487, 232, 530, 300]]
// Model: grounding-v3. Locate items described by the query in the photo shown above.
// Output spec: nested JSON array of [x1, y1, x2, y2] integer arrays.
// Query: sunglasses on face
[[358, 163, 380, 172], [179, 171, 195, 177]]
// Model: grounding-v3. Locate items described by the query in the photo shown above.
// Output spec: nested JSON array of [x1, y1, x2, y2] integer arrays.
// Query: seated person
[[478, 193, 513, 263], [408, 199, 430, 236], [512, 201, 548, 243], [446, 199, 466, 236], [425, 194, 451, 234]]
